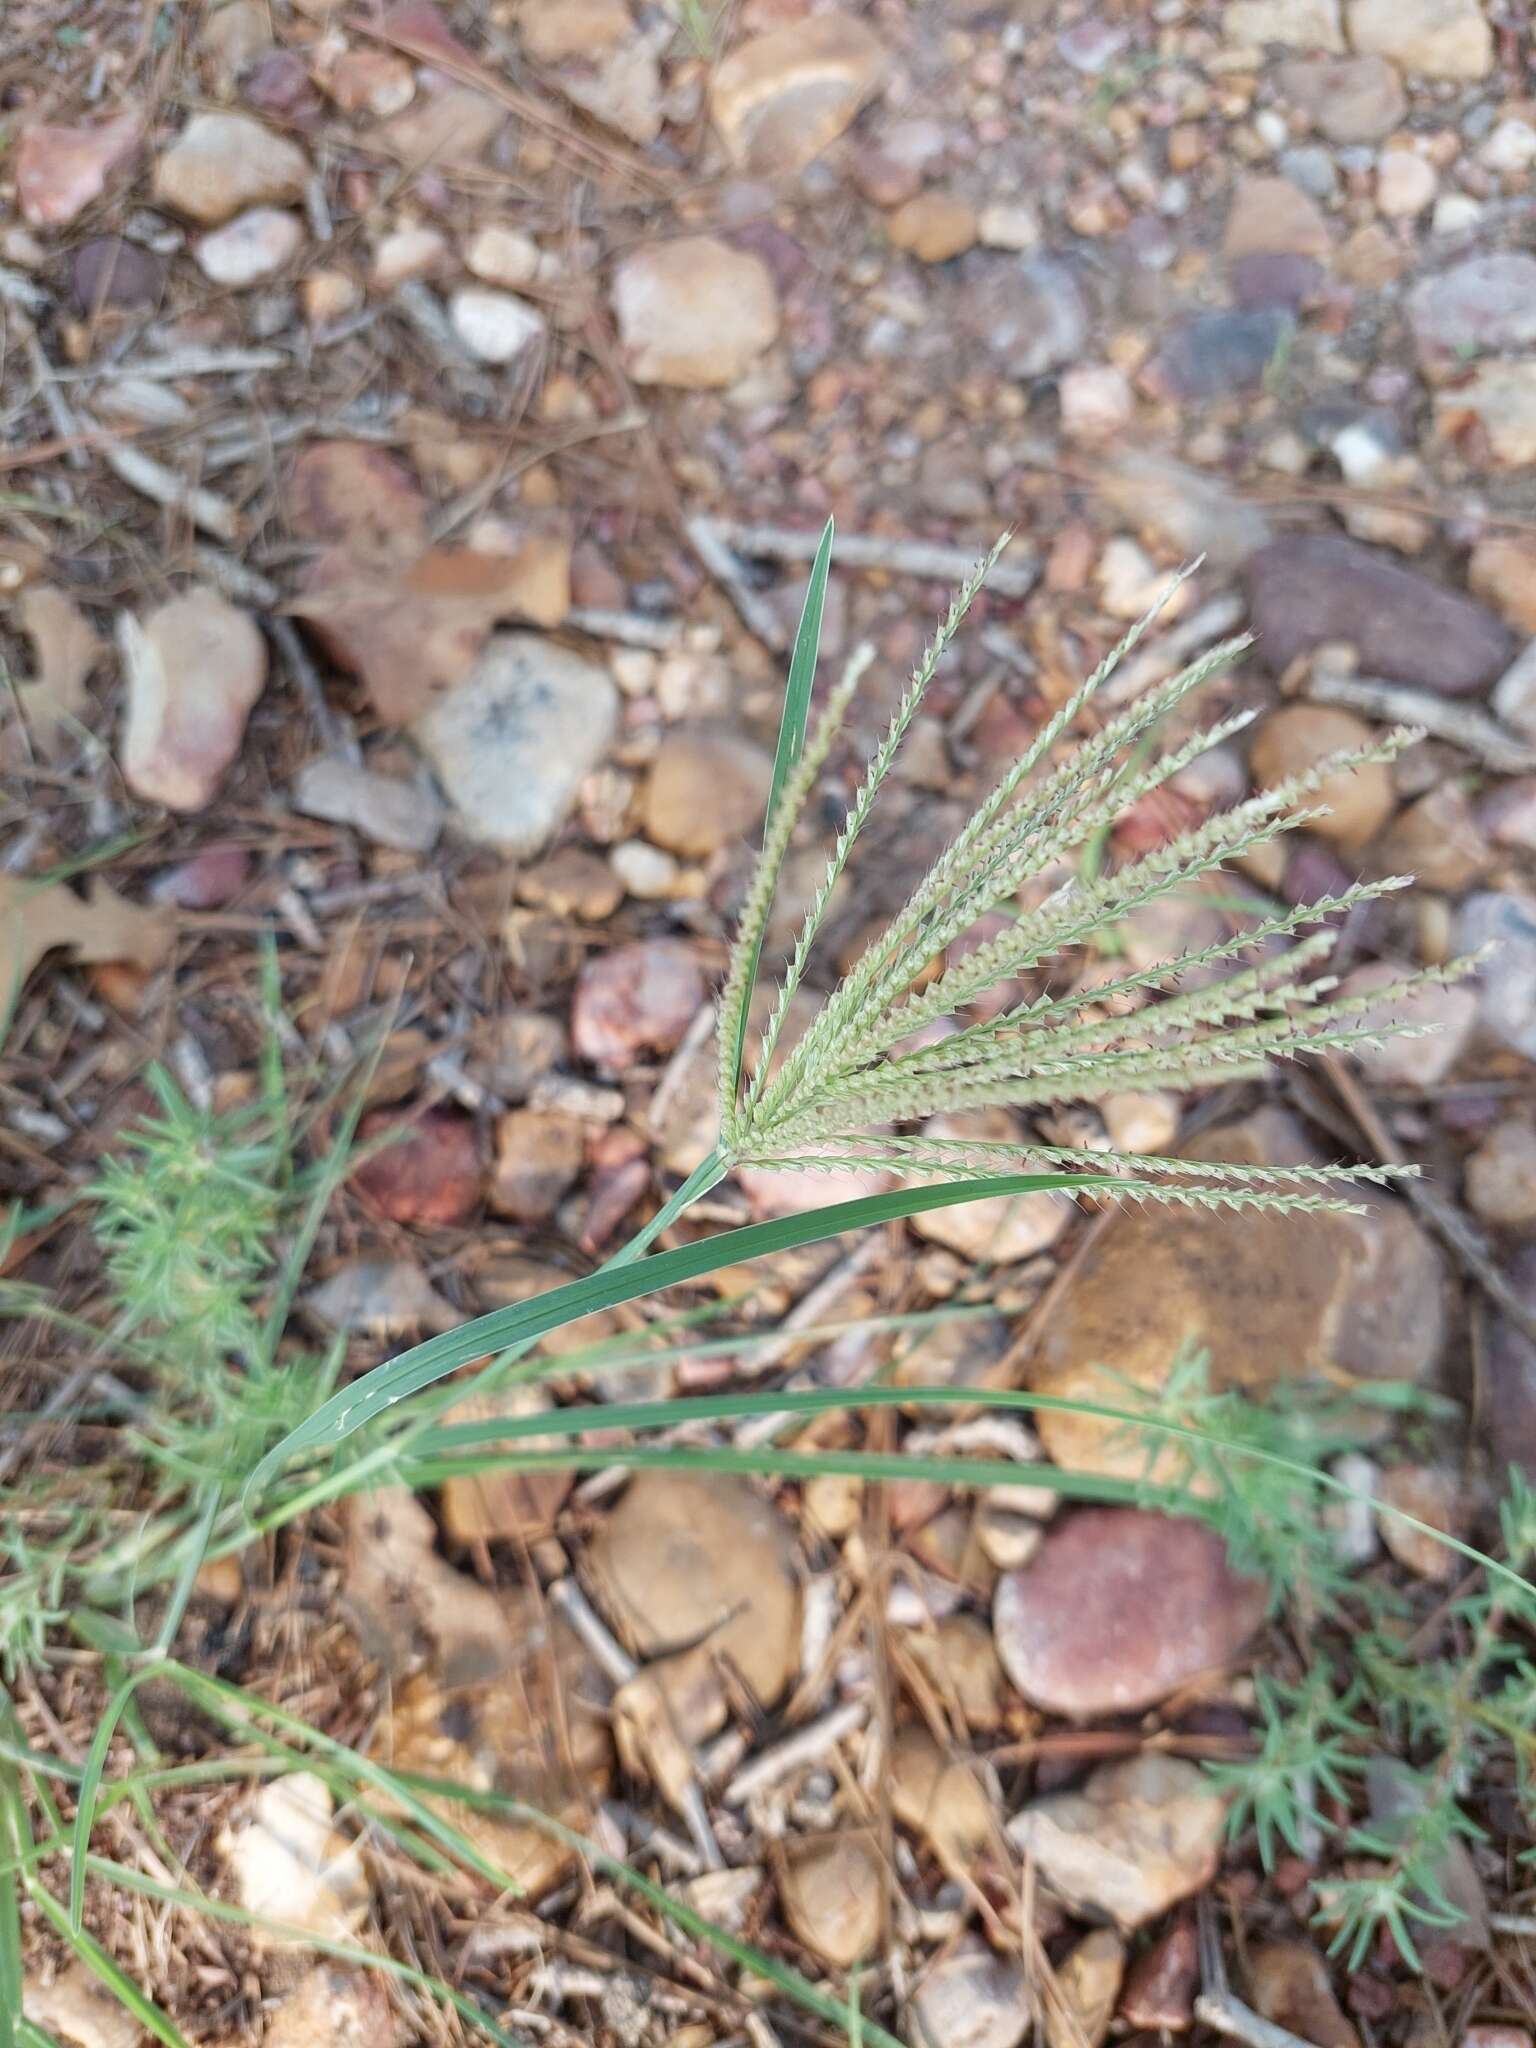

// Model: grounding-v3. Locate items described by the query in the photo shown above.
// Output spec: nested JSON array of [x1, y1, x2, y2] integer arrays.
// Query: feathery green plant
[[1197, 1413, 1536, 1968]]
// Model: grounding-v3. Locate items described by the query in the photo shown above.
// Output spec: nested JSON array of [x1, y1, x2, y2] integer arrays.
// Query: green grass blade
[[68, 1669, 144, 1935], [766, 517, 836, 846], [407, 1438, 1161, 1504], [246, 1166, 1132, 1495], [394, 1378, 1536, 1601], [723, 515, 834, 1102], [0, 1767, 24, 2048]]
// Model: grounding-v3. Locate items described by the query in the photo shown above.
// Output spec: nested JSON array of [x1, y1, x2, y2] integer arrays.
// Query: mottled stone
[[1224, 175, 1332, 260], [1141, 309, 1293, 401], [194, 205, 303, 285], [1027, 1109, 1445, 1481], [1276, 54, 1406, 143], [1008, 1756, 1227, 1932], [1436, 361, 1536, 469], [612, 236, 780, 388], [118, 590, 267, 813], [911, 1942, 1032, 2048], [1246, 534, 1513, 695], [709, 13, 887, 176], [1409, 254, 1536, 377], [571, 940, 705, 1074], [411, 633, 618, 851], [970, 254, 1090, 376], [1454, 891, 1536, 1062], [17, 111, 141, 229], [1335, 961, 1478, 1089]]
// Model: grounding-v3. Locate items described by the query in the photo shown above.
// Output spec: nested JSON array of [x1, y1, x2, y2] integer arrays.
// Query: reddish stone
[[993, 1507, 1268, 1716], [1247, 534, 1514, 697], [1119, 1917, 1197, 2031], [17, 111, 140, 228], [1345, 1974, 1394, 2022], [570, 940, 704, 1075], [381, 0, 476, 61], [150, 842, 251, 909], [242, 49, 323, 122], [353, 1104, 482, 1226]]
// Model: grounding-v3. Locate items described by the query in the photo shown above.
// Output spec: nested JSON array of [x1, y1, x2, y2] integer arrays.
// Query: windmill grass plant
[[2, 526, 1532, 2048]]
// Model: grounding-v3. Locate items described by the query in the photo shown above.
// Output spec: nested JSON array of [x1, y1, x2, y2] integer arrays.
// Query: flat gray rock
[[293, 752, 444, 853], [412, 632, 618, 852]]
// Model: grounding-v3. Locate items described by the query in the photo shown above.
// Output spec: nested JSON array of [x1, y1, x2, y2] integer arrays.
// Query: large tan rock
[[1249, 703, 1394, 848], [586, 1469, 800, 1707], [517, 0, 663, 144], [263, 1967, 402, 2048], [1248, 1944, 1360, 2048], [1223, 0, 1344, 49], [1469, 534, 1536, 634], [344, 1489, 610, 1901], [612, 235, 780, 388], [218, 1774, 370, 1945], [1007, 1755, 1226, 1932], [1347, 0, 1492, 79], [709, 14, 887, 176], [118, 589, 267, 813], [777, 1831, 882, 1968], [23, 1966, 145, 2048], [642, 724, 773, 856], [1047, 1931, 1126, 2048], [1025, 1109, 1445, 1481], [152, 111, 308, 224]]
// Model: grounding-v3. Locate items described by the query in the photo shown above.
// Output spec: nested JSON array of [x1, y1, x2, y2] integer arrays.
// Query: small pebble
[[194, 206, 302, 285], [465, 223, 540, 288], [610, 839, 680, 899], [1376, 149, 1437, 218], [449, 286, 547, 365]]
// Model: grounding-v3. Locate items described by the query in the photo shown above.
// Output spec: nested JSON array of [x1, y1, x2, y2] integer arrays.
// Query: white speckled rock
[[195, 206, 303, 286], [412, 632, 617, 851], [449, 286, 547, 366]]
